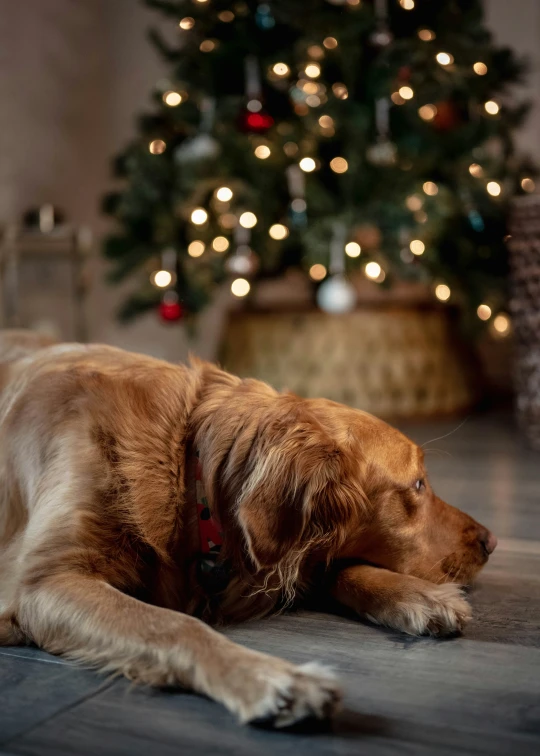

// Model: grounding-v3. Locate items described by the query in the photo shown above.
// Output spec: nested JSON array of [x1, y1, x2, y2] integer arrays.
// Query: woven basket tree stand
[[509, 195, 540, 450]]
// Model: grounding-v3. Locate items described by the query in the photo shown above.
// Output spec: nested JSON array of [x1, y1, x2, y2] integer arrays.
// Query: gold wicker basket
[[221, 306, 478, 419]]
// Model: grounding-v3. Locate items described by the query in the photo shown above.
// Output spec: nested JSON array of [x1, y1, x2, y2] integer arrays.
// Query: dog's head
[[193, 366, 496, 592]]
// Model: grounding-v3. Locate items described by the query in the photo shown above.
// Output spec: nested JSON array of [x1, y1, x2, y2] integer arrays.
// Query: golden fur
[[0, 330, 496, 726]]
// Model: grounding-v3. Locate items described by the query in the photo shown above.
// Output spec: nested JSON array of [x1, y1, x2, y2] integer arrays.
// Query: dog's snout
[[479, 529, 498, 556]]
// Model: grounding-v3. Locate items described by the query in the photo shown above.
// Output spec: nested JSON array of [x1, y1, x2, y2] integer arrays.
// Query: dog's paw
[[367, 582, 471, 637], [221, 652, 341, 727]]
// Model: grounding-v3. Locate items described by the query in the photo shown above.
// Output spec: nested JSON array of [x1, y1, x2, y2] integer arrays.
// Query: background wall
[[0, 0, 538, 361]]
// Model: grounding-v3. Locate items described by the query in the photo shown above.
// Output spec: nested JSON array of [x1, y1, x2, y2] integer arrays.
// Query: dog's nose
[[479, 529, 498, 555]]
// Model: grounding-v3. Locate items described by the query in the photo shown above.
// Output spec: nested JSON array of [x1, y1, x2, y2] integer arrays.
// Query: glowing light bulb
[[269, 224, 289, 240], [410, 240, 425, 256], [391, 92, 406, 106], [318, 115, 334, 128], [484, 100, 500, 115], [273, 62, 290, 76], [187, 241, 205, 257], [418, 104, 437, 121], [332, 83, 348, 99], [247, 99, 262, 112], [365, 262, 382, 280], [215, 187, 233, 202], [400, 0, 415, 8], [153, 270, 172, 288], [218, 10, 234, 22], [418, 28, 435, 41], [254, 145, 271, 159], [199, 40, 215, 52], [212, 236, 229, 252], [493, 314, 510, 335], [435, 284, 451, 301], [191, 208, 208, 225], [309, 264, 327, 281], [436, 52, 454, 66], [469, 163, 484, 177], [473, 62, 488, 75], [179, 17, 195, 29], [299, 157, 316, 172], [305, 64, 321, 78], [477, 304, 492, 321], [345, 242, 361, 258], [323, 37, 338, 49], [487, 181, 501, 197], [423, 181, 438, 196], [406, 195, 423, 211], [399, 86, 414, 100], [239, 212, 257, 228], [521, 177, 535, 193], [330, 157, 348, 173], [163, 91, 182, 106], [231, 278, 250, 297], [307, 45, 324, 59], [149, 139, 166, 154]]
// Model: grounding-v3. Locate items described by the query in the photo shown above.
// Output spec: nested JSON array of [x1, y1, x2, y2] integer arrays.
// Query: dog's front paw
[[221, 651, 341, 727], [367, 581, 471, 637]]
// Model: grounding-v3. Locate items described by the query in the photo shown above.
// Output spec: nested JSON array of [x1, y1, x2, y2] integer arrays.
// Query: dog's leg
[[331, 564, 471, 637], [15, 573, 339, 726]]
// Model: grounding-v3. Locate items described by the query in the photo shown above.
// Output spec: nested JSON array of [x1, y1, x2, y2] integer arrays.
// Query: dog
[[0, 330, 496, 726]]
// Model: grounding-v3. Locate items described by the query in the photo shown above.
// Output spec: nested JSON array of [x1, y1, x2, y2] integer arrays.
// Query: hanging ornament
[[370, 0, 393, 47], [366, 99, 397, 166], [255, 2, 275, 29], [158, 291, 184, 322], [237, 56, 274, 134], [316, 222, 357, 315], [225, 226, 260, 276], [175, 98, 220, 163], [286, 165, 308, 227], [432, 101, 460, 132]]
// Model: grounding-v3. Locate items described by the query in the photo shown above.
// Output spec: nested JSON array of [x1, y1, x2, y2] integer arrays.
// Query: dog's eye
[[415, 479, 425, 492]]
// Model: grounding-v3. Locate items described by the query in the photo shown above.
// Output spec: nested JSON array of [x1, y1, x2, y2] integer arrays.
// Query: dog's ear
[[234, 413, 360, 569]]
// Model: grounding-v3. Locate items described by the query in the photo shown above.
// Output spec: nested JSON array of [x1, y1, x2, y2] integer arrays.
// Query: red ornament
[[238, 108, 274, 134], [432, 101, 460, 132], [158, 299, 184, 322]]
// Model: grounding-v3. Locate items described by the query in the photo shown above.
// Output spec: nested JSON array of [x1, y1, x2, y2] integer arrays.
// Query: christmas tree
[[103, 0, 536, 329]]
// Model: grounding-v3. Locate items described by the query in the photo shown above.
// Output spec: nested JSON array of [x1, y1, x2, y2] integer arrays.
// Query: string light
[[212, 236, 229, 252], [215, 186, 233, 202], [493, 313, 510, 335], [195, 0, 208, 4], [247, 99, 262, 112], [200, 40, 216, 52], [299, 157, 316, 172], [347, 0, 360, 5], [218, 10, 234, 22], [332, 83, 348, 99], [305, 64, 321, 78], [473, 62, 488, 75], [302, 81, 319, 94], [418, 29, 435, 41], [307, 45, 324, 59], [273, 62, 290, 76], [418, 104, 437, 121], [269, 224, 289, 240], [391, 92, 406, 106], [487, 181, 501, 197], [406, 195, 423, 211], [330, 157, 348, 173], [309, 264, 327, 281], [400, 0, 415, 8], [484, 100, 500, 115], [231, 278, 250, 297], [319, 115, 334, 128], [365, 262, 382, 280], [306, 95, 321, 107], [469, 163, 484, 177], [283, 142, 299, 156], [179, 17, 195, 29], [191, 208, 208, 225], [436, 52, 454, 66], [477, 304, 492, 321], [521, 177, 536, 193], [152, 270, 172, 288], [254, 145, 271, 159], [345, 242, 361, 258], [435, 284, 451, 301], [399, 86, 414, 100], [410, 239, 425, 256], [219, 213, 237, 229], [188, 241, 205, 257], [149, 139, 166, 155], [163, 91, 182, 106], [239, 212, 257, 228], [323, 37, 338, 49], [423, 181, 438, 196]]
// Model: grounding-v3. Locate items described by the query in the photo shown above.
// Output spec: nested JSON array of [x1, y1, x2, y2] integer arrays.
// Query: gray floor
[[1, 413, 540, 755]]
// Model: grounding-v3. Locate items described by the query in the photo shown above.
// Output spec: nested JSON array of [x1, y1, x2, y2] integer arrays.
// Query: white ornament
[[316, 274, 357, 314], [174, 134, 220, 164]]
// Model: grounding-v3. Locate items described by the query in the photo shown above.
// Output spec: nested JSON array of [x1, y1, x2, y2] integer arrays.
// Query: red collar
[[194, 450, 223, 558]]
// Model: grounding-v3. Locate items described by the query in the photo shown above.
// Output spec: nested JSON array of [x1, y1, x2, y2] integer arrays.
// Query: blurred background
[[1, 0, 540, 442]]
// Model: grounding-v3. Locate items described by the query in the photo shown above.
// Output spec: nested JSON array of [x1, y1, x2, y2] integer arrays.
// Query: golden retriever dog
[[0, 330, 496, 727]]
